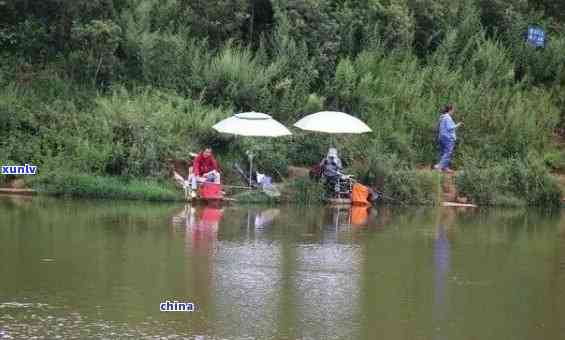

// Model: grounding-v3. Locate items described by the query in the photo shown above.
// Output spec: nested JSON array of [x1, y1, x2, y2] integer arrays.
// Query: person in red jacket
[[189, 147, 221, 197]]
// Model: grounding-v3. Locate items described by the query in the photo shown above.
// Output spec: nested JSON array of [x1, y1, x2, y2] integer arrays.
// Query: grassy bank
[[232, 173, 442, 206], [3, 164, 563, 207], [28, 173, 183, 201], [455, 158, 562, 207]]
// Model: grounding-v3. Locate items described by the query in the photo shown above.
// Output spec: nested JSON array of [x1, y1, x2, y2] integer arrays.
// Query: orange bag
[[351, 183, 370, 206]]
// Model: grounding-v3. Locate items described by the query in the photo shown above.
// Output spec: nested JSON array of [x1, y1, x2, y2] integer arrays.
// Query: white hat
[[327, 148, 338, 158]]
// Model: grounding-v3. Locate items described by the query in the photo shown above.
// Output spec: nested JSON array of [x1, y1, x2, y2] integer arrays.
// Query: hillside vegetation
[[1, 0, 565, 205]]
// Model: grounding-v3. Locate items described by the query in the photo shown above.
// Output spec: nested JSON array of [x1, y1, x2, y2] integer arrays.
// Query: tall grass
[[330, 40, 560, 167], [352, 153, 440, 205], [282, 177, 325, 205], [0, 82, 230, 179], [455, 157, 562, 206], [32, 172, 183, 201]]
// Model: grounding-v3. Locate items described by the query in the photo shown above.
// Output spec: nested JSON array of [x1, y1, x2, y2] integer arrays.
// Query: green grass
[[544, 150, 565, 172], [31, 173, 183, 201], [380, 169, 441, 205], [455, 158, 562, 207], [281, 177, 325, 205]]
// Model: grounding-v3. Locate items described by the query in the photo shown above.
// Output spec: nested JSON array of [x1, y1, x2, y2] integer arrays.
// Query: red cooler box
[[198, 182, 224, 200]]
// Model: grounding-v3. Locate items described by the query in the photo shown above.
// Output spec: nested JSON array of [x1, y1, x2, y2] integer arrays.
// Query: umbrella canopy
[[213, 111, 290, 188], [294, 111, 372, 134], [213, 112, 292, 137]]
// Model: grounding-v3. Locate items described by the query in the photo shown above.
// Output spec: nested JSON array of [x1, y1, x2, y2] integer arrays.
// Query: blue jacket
[[438, 113, 457, 141]]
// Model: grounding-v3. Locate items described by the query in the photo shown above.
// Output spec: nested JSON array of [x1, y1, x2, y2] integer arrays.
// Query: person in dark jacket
[[321, 148, 343, 177], [320, 148, 343, 193]]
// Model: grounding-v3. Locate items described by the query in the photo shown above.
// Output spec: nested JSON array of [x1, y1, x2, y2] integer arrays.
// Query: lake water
[[1, 196, 564, 339]]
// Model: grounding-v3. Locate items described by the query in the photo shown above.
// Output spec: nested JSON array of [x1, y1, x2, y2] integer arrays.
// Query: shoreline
[[2, 170, 564, 207]]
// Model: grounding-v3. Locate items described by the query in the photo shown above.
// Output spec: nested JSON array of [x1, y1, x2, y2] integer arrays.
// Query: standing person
[[434, 105, 462, 173], [189, 147, 221, 198]]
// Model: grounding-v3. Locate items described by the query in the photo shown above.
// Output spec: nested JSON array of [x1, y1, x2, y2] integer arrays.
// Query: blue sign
[[527, 25, 546, 48]]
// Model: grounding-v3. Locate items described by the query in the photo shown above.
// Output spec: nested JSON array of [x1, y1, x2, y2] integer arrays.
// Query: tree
[[180, 0, 250, 47], [70, 19, 122, 87], [271, 0, 341, 82]]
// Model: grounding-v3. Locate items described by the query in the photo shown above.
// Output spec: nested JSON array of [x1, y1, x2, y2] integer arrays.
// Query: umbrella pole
[[248, 151, 254, 188]]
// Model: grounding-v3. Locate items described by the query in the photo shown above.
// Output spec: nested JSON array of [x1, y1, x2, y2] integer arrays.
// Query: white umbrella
[[213, 112, 291, 187], [213, 112, 292, 137], [294, 111, 372, 134]]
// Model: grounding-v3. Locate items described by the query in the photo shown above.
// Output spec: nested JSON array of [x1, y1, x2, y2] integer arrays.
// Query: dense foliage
[[1, 0, 565, 204]]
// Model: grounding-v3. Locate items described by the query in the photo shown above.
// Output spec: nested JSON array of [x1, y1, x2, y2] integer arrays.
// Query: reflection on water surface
[[1, 197, 564, 339]]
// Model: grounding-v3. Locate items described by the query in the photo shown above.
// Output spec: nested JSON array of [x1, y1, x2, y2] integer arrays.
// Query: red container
[[198, 182, 224, 200]]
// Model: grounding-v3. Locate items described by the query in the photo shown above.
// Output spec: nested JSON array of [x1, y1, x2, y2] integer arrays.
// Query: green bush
[[95, 86, 229, 177], [282, 177, 325, 205], [380, 170, 440, 205], [0, 82, 230, 179], [544, 151, 565, 172], [455, 157, 561, 207], [351, 152, 440, 205]]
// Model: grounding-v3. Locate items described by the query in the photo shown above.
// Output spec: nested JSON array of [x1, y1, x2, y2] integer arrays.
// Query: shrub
[[380, 170, 440, 205], [282, 177, 325, 205], [94, 86, 229, 177], [544, 151, 565, 172], [352, 152, 440, 205], [455, 157, 561, 206], [202, 43, 282, 110]]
